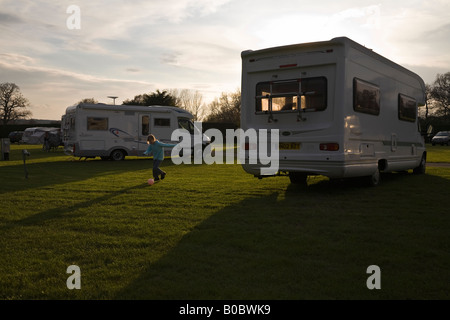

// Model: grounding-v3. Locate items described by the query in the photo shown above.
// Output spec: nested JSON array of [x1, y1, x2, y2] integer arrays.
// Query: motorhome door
[[138, 114, 151, 153]]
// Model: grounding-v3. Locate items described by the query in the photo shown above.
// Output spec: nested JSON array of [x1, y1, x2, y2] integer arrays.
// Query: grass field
[[0, 144, 449, 300]]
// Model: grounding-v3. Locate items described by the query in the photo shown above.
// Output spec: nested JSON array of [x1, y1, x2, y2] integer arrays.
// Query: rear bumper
[[242, 159, 379, 179]]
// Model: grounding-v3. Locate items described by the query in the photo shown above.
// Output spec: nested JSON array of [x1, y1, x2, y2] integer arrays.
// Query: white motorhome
[[240, 37, 427, 185], [61, 103, 210, 160], [22, 127, 60, 145]]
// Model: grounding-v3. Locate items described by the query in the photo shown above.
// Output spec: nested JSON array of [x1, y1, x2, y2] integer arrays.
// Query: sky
[[0, 0, 449, 120]]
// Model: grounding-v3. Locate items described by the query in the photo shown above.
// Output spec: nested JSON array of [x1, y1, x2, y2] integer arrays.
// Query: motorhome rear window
[[154, 118, 170, 127], [255, 77, 327, 113], [353, 78, 380, 115], [398, 94, 416, 122], [87, 117, 108, 130]]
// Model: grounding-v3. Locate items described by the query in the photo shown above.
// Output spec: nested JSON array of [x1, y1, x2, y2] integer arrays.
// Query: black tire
[[289, 172, 307, 186], [413, 153, 426, 174], [110, 149, 126, 161]]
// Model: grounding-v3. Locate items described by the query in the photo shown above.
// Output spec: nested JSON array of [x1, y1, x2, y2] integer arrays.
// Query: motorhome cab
[[240, 37, 427, 186], [61, 103, 210, 160]]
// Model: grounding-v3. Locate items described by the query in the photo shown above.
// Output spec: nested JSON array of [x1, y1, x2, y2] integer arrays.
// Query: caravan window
[[398, 94, 416, 122], [87, 117, 108, 130], [353, 78, 380, 115], [154, 118, 170, 127], [255, 77, 327, 113]]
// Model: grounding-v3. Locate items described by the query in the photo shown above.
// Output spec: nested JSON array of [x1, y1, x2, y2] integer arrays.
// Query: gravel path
[[427, 162, 450, 167]]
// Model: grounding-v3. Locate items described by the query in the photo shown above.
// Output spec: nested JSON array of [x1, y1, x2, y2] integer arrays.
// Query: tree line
[[1, 71, 449, 129], [78, 88, 241, 125]]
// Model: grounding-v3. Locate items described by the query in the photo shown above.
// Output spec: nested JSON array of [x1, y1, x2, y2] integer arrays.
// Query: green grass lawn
[[0, 144, 449, 300], [426, 144, 450, 163]]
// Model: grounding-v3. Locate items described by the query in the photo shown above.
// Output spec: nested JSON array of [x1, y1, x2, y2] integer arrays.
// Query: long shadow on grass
[[115, 171, 450, 300], [0, 158, 176, 195], [0, 183, 147, 232]]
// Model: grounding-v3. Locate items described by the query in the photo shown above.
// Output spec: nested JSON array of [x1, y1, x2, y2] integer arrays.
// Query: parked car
[[8, 131, 24, 143], [431, 131, 450, 146]]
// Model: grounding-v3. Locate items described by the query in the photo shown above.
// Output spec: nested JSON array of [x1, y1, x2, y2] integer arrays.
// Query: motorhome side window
[[398, 94, 416, 122], [87, 117, 108, 130], [353, 78, 380, 115], [255, 77, 327, 113], [154, 118, 170, 127]]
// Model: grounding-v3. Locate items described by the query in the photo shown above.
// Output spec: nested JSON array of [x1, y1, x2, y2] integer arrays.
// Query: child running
[[143, 134, 177, 181]]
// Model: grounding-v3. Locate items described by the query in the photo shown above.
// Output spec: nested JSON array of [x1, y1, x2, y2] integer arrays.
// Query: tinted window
[[353, 78, 380, 115], [154, 118, 170, 127], [398, 94, 416, 122], [87, 117, 108, 130]]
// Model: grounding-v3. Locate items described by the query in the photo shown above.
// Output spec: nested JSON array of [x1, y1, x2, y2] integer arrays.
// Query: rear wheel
[[413, 153, 426, 174], [110, 149, 126, 161], [289, 172, 307, 186]]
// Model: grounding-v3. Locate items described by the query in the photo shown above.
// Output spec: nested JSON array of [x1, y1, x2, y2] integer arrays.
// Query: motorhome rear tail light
[[320, 143, 339, 151]]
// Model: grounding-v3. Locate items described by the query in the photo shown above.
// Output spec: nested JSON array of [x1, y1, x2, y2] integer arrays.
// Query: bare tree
[[167, 88, 206, 121], [428, 72, 450, 116], [204, 89, 241, 125], [0, 82, 32, 125]]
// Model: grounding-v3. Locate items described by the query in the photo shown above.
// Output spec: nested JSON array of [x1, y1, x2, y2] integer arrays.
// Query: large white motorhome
[[61, 103, 210, 160], [240, 37, 427, 186]]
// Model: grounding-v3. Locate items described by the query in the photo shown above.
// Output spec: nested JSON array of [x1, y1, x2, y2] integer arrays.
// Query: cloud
[[328, 5, 381, 29], [0, 52, 156, 118], [0, 53, 149, 85], [0, 11, 24, 24], [126, 68, 141, 73], [161, 52, 182, 66], [0, 53, 36, 66]]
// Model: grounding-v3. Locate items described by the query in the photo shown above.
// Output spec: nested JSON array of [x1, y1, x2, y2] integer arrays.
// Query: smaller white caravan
[[22, 127, 60, 145], [61, 103, 210, 160], [240, 37, 427, 185]]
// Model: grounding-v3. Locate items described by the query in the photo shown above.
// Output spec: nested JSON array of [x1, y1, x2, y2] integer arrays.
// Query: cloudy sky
[[1, 0, 449, 120]]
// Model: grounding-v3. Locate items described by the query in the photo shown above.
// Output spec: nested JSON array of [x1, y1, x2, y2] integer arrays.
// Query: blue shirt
[[143, 140, 176, 160]]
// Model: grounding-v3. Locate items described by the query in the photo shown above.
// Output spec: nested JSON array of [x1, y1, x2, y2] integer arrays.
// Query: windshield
[[178, 118, 201, 135]]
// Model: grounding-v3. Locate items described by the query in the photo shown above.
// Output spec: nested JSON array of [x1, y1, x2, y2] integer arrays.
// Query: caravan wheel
[[413, 153, 426, 174], [289, 172, 307, 186], [110, 149, 126, 161]]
